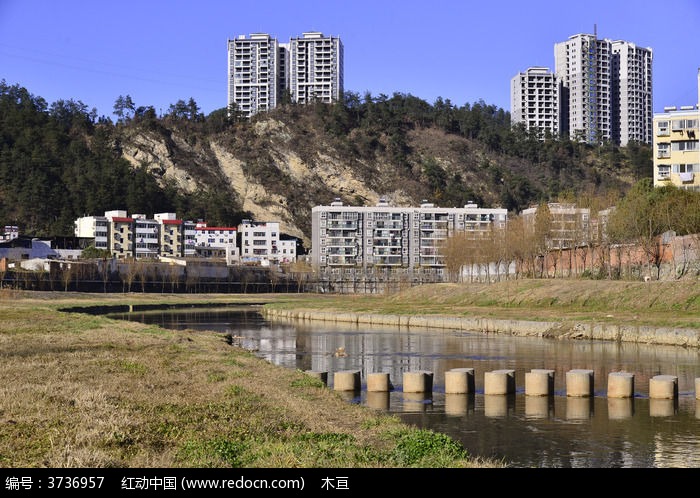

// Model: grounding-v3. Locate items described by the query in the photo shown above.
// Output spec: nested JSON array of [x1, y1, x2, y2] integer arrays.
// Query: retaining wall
[[262, 308, 700, 348]]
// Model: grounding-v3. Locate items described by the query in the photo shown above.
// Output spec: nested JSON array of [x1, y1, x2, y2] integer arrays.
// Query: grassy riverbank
[[2, 278, 698, 469], [0, 288, 504, 469]]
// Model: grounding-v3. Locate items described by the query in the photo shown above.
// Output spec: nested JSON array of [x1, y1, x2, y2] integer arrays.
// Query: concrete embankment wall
[[262, 308, 700, 348]]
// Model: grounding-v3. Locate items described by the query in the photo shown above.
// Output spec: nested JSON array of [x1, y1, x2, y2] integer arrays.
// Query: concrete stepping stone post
[[525, 369, 554, 396], [607, 371, 634, 398], [367, 372, 391, 392], [649, 375, 678, 399], [333, 370, 361, 391], [484, 369, 515, 395], [445, 367, 475, 394], [403, 370, 433, 393], [566, 369, 594, 397]]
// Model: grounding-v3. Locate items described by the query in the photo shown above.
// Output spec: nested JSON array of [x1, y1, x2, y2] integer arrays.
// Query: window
[[657, 165, 671, 178], [672, 119, 698, 131], [671, 164, 695, 173], [657, 143, 670, 158], [672, 141, 698, 151]]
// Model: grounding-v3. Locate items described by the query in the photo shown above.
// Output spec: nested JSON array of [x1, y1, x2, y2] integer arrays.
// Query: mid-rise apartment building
[[227, 31, 343, 117], [193, 221, 238, 259], [520, 203, 591, 249], [653, 69, 700, 191], [155, 213, 197, 258], [510, 66, 560, 138], [74, 211, 297, 264], [551, 31, 652, 146], [311, 199, 508, 272]]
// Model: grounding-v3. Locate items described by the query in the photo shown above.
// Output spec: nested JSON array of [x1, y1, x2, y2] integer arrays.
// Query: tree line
[[440, 178, 700, 281]]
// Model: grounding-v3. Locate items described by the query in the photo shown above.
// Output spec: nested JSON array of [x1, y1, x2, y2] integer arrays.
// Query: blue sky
[[1, 0, 698, 121]]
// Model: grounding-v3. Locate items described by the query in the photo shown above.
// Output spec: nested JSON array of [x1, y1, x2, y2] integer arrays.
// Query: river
[[107, 305, 700, 468]]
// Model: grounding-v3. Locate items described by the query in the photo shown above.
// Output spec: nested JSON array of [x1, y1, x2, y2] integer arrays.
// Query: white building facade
[[227, 31, 343, 117], [311, 199, 508, 272], [289, 32, 343, 105], [510, 66, 560, 139], [193, 221, 238, 259], [553, 32, 652, 146], [227, 33, 282, 118], [239, 220, 284, 265]]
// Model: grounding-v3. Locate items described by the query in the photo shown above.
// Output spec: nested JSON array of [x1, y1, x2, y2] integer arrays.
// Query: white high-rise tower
[[227, 33, 281, 118], [554, 32, 612, 144], [554, 30, 652, 146], [228, 31, 343, 117], [611, 40, 653, 145], [289, 32, 343, 105], [510, 66, 560, 139]]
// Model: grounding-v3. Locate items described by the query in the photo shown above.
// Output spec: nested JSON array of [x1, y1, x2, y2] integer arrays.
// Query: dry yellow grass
[[0, 290, 505, 469]]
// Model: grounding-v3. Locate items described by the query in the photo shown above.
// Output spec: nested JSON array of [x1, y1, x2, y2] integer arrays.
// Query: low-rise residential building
[[75, 211, 197, 259], [311, 199, 508, 273], [653, 68, 700, 190], [239, 220, 285, 265], [193, 221, 238, 259], [277, 237, 297, 264], [132, 214, 160, 259], [105, 211, 135, 258], [155, 213, 196, 257], [1, 225, 19, 241]]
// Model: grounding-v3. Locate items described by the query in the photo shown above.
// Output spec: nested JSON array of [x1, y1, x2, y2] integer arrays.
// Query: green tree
[[113, 95, 135, 123], [80, 245, 111, 259]]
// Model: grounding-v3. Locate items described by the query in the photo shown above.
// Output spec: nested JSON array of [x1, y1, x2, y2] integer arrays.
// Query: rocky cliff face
[[119, 118, 427, 249]]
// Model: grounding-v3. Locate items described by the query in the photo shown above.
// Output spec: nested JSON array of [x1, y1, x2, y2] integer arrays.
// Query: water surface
[[108, 306, 700, 468]]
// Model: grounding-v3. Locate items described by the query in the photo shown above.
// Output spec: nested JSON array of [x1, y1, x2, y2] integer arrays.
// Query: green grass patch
[[390, 429, 468, 467], [179, 437, 250, 467], [290, 373, 326, 388], [119, 360, 147, 375], [207, 371, 226, 383]]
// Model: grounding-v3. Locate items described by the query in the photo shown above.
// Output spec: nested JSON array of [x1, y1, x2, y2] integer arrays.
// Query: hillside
[[0, 82, 651, 248], [114, 104, 647, 249]]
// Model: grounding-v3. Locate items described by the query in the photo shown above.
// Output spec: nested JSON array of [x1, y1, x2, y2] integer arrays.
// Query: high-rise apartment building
[[652, 69, 700, 191], [552, 31, 652, 146], [554, 33, 613, 144], [227, 33, 282, 118], [227, 31, 343, 117], [510, 67, 560, 139], [611, 40, 654, 145], [289, 32, 344, 105]]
